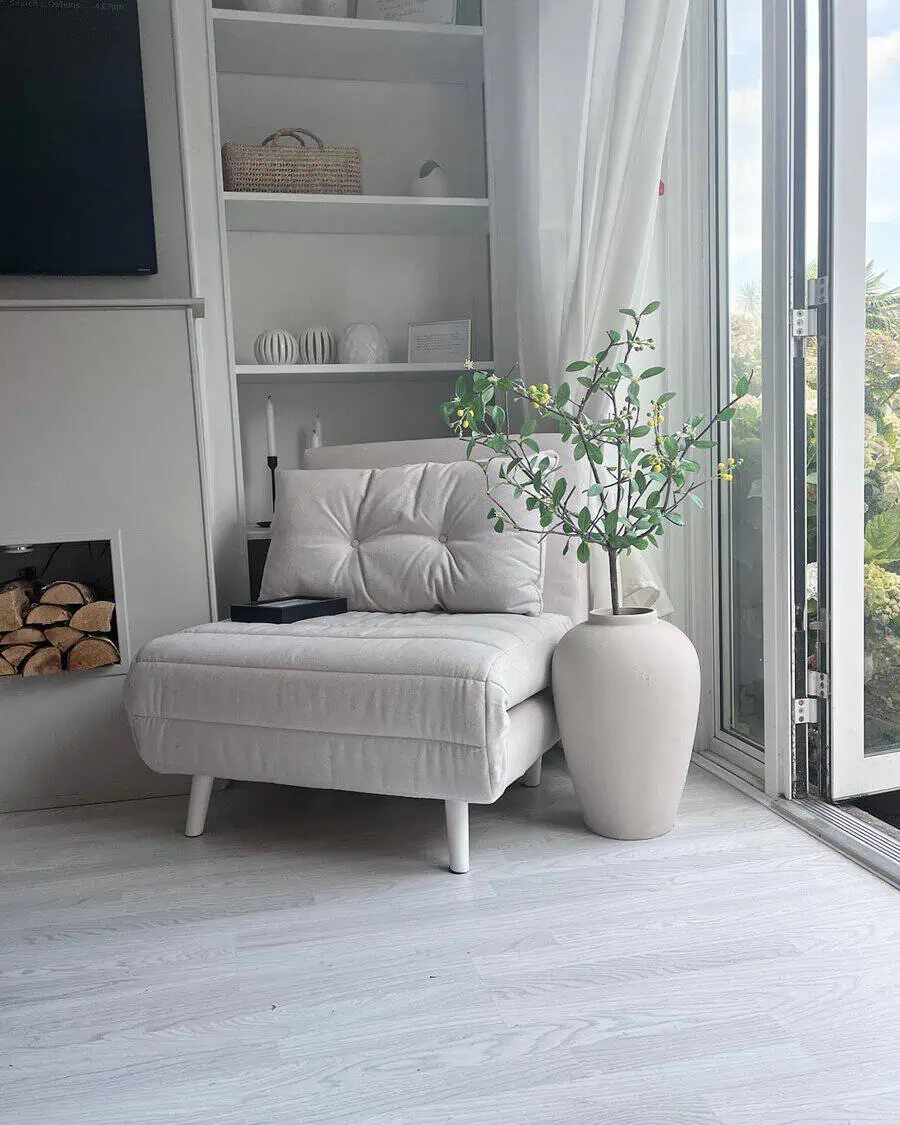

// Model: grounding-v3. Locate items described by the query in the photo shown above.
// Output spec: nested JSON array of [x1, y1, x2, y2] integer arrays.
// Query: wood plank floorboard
[[2, 755, 899, 1124]]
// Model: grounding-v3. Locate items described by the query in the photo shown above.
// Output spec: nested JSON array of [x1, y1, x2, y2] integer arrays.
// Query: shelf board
[[212, 10, 484, 84], [224, 192, 490, 236], [235, 361, 492, 385]]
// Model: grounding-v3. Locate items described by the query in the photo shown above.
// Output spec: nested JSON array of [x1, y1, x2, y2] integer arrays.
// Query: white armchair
[[125, 436, 589, 873]]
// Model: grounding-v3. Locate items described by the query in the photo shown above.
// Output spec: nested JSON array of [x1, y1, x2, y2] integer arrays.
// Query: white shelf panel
[[235, 361, 492, 385], [224, 192, 490, 236], [212, 10, 484, 84]]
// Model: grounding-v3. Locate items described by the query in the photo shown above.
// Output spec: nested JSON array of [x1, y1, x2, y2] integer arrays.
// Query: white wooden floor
[[3, 755, 900, 1125]]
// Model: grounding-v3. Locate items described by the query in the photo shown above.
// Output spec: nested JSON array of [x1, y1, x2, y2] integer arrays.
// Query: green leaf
[[552, 477, 568, 506], [573, 442, 586, 461], [558, 419, 573, 440], [539, 507, 554, 528], [657, 391, 676, 405], [865, 511, 900, 560], [578, 507, 591, 533], [663, 435, 679, 458], [639, 366, 665, 380], [519, 418, 537, 439], [466, 437, 477, 458], [646, 491, 662, 508], [555, 382, 571, 408], [577, 375, 594, 389], [481, 386, 495, 404], [618, 307, 637, 319], [693, 439, 717, 449], [494, 518, 504, 533], [641, 300, 661, 316], [603, 511, 619, 536], [586, 483, 605, 497], [632, 537, 649, 550], [577, 541, 591, 565], [665, 511, 685, 526], [455, 374, 468, 396], [488, 404, 506, 429], [735, 375, 751, 397], [522, 437, 540, 453], [616, 362, 632, 379], [634, 470, 647, 492], [525, 496, 538, 510], [680, 459, 701, 473], [487, 507, 496, 519], [631, 424, 651, 438], [717, 406, 736, 422], [689, 493, 705, 508], [608, 329, 622, 344], [566, 360, 591, 372]]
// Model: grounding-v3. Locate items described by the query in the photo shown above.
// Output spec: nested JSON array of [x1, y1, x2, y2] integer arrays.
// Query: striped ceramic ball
[[298, 326, 336, 365], [254, 329, 298, 366]]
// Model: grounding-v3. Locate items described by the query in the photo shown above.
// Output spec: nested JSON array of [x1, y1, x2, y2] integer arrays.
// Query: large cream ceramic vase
[[552, 607, 701, 839]]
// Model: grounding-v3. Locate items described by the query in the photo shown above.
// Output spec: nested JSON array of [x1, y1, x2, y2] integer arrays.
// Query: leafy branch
[[443, 303, 748, 614]]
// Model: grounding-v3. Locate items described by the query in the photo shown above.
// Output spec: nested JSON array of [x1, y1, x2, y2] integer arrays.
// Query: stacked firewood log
[[0, 580, 119, 676]]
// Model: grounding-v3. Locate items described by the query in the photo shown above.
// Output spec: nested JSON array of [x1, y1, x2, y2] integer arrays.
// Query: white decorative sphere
[[339, 323, 390, 365], [254, 329, 298, 366], [298, 326, 336, 365]]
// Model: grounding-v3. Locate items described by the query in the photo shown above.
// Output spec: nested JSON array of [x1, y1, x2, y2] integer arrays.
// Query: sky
[[727, 0, 900, 293]]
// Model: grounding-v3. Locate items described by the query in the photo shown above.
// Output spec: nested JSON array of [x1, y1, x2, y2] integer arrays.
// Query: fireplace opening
[[0, 539, 123, 677]]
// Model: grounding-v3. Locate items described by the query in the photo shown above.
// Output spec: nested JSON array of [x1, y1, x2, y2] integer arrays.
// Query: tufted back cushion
[[304, 436, 590, 623], [259, 461, 545, 615]]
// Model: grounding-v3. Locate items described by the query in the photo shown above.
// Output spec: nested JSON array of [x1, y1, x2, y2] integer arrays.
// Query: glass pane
[[863, 1, 900, 752], [721, 0, 764, 745]]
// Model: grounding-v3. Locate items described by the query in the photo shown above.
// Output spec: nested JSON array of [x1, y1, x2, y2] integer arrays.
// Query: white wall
[[0, 2, 210, 811]]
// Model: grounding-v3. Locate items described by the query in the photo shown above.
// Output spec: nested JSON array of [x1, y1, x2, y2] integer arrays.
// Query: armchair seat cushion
[[125, 611, 570, 803]]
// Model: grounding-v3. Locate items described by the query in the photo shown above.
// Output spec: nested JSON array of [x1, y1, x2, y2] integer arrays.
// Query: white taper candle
[[265, 396, 276, 457]]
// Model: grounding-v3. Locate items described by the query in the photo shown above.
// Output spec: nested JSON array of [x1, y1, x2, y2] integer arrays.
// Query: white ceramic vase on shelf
[[552, 607, 701, 840], [254, 329, 299, 366], [411, 160, 450, 197], [339, 322, 390, 364], [298, 326, 335, 365]]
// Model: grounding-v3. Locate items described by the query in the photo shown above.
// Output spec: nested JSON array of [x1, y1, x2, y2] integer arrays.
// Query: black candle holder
[[256, 455, 278, 529], [268, 455, 278, 512]]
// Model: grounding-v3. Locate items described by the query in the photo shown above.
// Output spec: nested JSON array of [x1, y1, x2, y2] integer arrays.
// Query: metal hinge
[[792, 307, 819, 338], [807, 670, 830, 699], [792, 276, 828, 342], [806, 276, 829, 306], [794, 697, 820, 724]]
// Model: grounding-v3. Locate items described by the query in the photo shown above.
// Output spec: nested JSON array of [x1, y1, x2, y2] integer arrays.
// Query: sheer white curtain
[[509, 0, 690, 614]]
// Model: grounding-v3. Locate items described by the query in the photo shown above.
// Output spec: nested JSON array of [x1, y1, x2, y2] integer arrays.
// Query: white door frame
[[760, 0, 798, 800], [824, 0, 897, 799]]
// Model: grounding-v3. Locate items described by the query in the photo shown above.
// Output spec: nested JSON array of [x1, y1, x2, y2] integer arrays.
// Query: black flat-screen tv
[[0, 0, 157, 276]]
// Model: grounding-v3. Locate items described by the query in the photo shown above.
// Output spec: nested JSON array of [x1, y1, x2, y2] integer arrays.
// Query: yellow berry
[[457, 409, 464, 417], [462, 419, 469, 428]]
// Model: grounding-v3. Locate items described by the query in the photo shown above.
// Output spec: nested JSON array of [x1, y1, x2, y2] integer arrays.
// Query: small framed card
[[408, 318, 472, 365], [356, 0, 457, 23]]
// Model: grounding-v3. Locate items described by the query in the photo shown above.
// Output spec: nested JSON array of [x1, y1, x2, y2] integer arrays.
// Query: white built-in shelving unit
[[173, 1, 512, 596]]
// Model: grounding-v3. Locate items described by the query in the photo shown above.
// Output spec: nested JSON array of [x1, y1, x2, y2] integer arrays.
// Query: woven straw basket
[[222, 127, 362, 195]]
